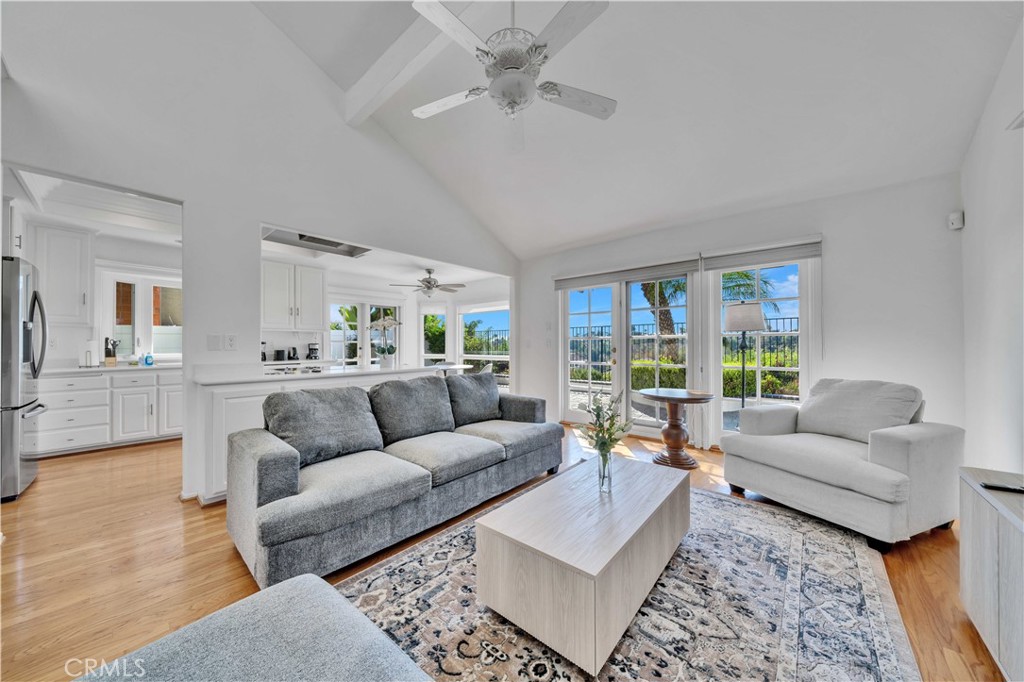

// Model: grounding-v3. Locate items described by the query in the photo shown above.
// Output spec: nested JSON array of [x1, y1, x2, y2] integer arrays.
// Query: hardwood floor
[[1, 430, 1002, 681]]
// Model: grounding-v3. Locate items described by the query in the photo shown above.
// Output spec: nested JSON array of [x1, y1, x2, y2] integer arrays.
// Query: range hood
[[261, 226, 370, 258]]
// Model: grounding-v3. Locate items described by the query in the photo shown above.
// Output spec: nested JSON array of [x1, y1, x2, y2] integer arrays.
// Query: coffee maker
[[261, 341, 267, 362], [306, 342, 320, 360]]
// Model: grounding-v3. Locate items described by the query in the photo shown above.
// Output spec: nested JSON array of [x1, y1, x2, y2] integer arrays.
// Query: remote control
[[980, 482, 1024, 494]]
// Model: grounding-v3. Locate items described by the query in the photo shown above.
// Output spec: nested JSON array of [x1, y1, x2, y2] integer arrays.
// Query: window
[[152, 286, 183, 354], [101, 271, 182, 360], [567, 286, 614, 415], [628, 277, 687, 424], [720, 263, 800, 432], [329, 303, 359, 365], [369, 305, 398, 363], [113, 282, 136, 357], [460, 307, 510, 388], [422, 312, 446, 366]]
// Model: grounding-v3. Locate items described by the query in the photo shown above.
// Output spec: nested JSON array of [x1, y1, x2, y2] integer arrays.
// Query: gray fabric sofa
[[228, 373, 563, 588], [79, 574, 429, 681], [721, 378, 964, 552]]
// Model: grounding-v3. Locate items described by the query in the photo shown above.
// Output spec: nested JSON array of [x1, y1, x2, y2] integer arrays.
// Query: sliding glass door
[[564, 286, 620, 422]]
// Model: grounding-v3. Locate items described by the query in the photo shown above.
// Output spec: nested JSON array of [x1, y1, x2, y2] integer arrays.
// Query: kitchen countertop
[[41, 363, 183, 376], [193, 364, 439, 386]]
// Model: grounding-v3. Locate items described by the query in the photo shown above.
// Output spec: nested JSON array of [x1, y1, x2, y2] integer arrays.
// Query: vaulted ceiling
[[259, 1, 1023, 260]]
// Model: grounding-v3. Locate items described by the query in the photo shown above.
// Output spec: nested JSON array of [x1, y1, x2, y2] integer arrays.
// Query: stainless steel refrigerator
[[2, 256, 48, 501]]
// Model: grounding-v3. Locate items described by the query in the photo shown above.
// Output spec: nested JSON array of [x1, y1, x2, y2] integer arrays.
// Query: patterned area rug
[[337, 486, 921, 681]]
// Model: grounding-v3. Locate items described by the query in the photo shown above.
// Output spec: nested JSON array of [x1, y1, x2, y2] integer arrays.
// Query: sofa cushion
[[256, 451, 431, 546], [78, 574, 430, 681], [455, 419, 564, 460], [263, 387, 383, 467], [446, 372, 502, 426], [383, 431, 505, 486], [368, 375, 455, 446], [796, 378, 923, 443], [721, 432, 909, 503]]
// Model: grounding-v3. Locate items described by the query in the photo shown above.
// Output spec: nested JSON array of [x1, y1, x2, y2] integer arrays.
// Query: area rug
[[337, 487, 921, 681]]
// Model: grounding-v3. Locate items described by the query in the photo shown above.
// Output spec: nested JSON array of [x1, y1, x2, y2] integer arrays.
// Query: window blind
[[552, 236, 821, 290]]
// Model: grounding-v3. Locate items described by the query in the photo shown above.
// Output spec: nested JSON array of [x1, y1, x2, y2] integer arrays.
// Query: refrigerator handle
[[22, 402, 47, 419], [29, 290, 48, 379]]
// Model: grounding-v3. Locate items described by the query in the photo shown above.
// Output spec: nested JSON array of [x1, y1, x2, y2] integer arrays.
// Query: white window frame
[[95, 261, 182, 361], [458, 301, 511, 380], [326, 287, 404, 367], [420, 304, 447, 366]]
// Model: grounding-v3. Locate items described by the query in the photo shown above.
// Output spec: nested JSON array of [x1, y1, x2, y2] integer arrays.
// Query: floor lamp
[[724, 302, 767, 409]]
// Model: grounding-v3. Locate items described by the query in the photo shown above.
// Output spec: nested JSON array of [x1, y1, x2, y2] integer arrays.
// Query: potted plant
[[368, 316, 401, 369], [575, 392, 633, 493]]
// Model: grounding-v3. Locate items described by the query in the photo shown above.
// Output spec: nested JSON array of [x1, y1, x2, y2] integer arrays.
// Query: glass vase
[[597, 451, 612, 493]]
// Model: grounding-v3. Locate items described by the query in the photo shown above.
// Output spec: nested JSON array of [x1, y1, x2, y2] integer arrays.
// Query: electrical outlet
[[48, 336, 56, 349], [206, 333, 223, 351], [224, 334, 238, 351]]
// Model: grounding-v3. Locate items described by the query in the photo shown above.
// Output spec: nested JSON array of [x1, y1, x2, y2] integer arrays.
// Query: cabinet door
[[158, 386, 184, 436], [112, 387, 157, 442], [960, 480, 1000, 654], [294, 266, 326, 331], [36, 225, 93, 326], [261, 261, 293, 329]]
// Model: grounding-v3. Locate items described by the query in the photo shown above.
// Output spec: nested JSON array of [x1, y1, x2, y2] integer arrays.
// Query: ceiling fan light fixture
[[488, 70, 536, 118]]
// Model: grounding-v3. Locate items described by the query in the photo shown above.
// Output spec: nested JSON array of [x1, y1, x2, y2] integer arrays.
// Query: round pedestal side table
[[636, 388, 715, 470]]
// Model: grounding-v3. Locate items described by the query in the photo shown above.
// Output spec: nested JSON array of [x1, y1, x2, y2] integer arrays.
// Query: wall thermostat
[[948, 211, 965, 231]]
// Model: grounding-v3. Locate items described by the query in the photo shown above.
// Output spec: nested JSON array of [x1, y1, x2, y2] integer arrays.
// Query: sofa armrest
[[868, 422, 964, 533], [499, 394, 546, 423], [228, 428, 300, 507], [739, 404, 799, 435]]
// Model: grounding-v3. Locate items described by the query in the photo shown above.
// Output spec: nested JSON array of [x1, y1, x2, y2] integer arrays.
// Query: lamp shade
[[724, 302, 766, 332]]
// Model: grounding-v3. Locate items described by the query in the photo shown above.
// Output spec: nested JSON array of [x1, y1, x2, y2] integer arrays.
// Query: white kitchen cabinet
[[35, 224, 93, 326], [261, 260, 293, 329], [112, 386, 157, 442], [158, 386, 184, 436], [261, 261, 325, 331], [294, 266, 326, 330]]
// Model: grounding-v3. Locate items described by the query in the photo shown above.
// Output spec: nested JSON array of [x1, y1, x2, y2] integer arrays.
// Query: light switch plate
[[206, 333, 223, 351]]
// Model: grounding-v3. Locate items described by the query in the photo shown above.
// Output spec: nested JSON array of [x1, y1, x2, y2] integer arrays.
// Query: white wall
[[518, 174, 966, 435], [960, 22, 1024, 474], [2, 3, 516, 497]]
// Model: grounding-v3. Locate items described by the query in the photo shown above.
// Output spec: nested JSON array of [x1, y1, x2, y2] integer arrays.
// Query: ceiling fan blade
[[437, 287, 461, 293], [412, 1, 493, 61], [412, 86, 488, 119], [534, 1, 609, 62], [537, 81, 616, 120], [389, 284, 423, 287], [436, 283, 466, 288]]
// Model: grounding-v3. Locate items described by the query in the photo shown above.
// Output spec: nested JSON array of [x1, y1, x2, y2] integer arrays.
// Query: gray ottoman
[[79, 574, 428, 681]]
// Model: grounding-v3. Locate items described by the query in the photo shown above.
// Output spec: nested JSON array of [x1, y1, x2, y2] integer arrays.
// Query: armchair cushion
[[369, 375, 455, 446], [796, 378, 922, 443], [256, 451, 431, 546], [263, 387, 382, 467], [446, 372, 502, 426], [721, 432, 909, 503]]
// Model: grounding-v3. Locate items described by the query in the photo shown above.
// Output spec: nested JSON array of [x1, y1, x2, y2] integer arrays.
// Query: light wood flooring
[[1, 431, 1002, 681]]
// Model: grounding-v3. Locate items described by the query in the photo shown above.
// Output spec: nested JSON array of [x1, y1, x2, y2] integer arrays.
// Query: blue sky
[[463, 310, 509, 331]]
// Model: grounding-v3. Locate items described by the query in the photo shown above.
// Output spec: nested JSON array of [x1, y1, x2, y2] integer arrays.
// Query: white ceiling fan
[[389, 268, 466, 297], [411, 0, 616, 122]]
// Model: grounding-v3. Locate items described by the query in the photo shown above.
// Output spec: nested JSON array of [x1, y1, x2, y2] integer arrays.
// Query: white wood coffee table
[[476, 457, 690, 675]]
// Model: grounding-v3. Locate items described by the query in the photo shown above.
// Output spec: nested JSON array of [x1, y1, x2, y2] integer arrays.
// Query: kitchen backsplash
[[262, 329, 325, 361]]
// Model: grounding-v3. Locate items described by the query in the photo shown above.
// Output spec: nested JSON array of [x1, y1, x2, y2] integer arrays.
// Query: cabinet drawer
[[112, 374, 157, 388], [45, 389, 110, 409], [35, 375, 108, 392], [23, 425, 109, 454], [24, 405, 109, 432], [157, 372, 183, 386]]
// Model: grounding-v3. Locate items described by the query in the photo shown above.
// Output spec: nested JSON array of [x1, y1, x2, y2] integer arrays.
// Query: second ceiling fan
[[411, 0, 616, 122]]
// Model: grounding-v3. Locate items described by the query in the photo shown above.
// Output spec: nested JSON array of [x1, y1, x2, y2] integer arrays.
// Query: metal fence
[[463, 329, 510, 356]]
